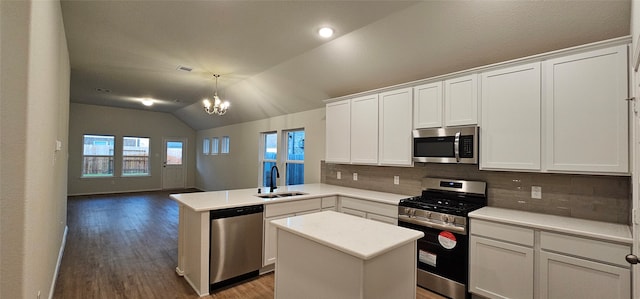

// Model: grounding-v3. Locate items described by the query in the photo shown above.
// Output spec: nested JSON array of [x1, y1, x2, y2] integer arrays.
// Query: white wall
[[68, 103, 197, 195], [0, 0, 70, 298], [196, 107, 325, 191]]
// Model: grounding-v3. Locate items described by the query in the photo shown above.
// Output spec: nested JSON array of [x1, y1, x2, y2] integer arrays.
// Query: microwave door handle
[[454, 131, 461, 163]]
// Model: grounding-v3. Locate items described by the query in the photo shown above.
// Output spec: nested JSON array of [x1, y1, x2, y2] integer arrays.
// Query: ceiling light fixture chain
[[203, 73, 230, 116]]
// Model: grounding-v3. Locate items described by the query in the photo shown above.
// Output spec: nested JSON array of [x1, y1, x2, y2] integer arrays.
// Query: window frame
[[81, 134, 115, 178], [221, 136, 230, 154], [259, 131, 278, 188], [121, 136, 151, 177], [203, 138, 210, 155], [283, 128, 305, 185], [211, 137, 219, 155]]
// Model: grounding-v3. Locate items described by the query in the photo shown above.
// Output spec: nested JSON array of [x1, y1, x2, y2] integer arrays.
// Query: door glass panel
[[166, 141, 183, 165]]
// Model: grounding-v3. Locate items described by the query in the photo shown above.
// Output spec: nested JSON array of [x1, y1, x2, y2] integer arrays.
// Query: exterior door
[[162, 138, 186, 190]]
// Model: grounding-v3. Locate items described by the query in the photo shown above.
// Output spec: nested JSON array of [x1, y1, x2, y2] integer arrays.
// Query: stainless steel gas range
[[398, 177, 487, 299]]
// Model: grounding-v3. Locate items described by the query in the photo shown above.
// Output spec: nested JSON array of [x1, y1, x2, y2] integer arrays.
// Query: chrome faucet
[[269, 165, 280, 193]]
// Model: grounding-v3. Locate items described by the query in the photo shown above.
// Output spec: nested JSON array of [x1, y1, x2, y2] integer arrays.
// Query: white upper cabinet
[[480, 62, 542, 171], [413, 82, 443, 129], [325, 99, 350, 163], [543, 45, 628, 174], [350, 94, 379, 164], [379, 87, 413, 166], [444, 74, 478, 126]]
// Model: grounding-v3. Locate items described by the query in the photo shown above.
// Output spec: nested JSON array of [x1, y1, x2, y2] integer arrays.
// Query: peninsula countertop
[[169, 183, 410, 212], [271, 211, 424, 260]]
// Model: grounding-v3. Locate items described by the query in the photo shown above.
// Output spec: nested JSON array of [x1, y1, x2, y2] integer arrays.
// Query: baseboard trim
[[49, 225, 68, 299], [184, 275, 209, 297]]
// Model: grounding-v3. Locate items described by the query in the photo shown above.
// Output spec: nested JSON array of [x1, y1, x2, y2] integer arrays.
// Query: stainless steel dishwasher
[[209, 204, 263, 291]]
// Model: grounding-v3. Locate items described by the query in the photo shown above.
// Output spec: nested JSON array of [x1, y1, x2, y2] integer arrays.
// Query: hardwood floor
[[54, 190, 445, 299]]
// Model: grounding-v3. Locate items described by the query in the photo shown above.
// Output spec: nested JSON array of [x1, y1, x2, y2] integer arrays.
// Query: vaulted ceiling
[[61, 1, 630, 130]]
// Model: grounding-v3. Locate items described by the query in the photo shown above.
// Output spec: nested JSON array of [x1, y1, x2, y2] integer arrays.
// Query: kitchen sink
[[255, 191, 308, 199]]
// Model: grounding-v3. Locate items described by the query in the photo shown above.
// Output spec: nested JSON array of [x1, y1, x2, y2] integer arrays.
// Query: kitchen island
[[272, 211, 423, 299], [170, 183, 409, 296]]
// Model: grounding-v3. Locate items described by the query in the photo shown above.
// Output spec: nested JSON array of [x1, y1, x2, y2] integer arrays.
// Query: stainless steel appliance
[[210, 204, 263, 291], [413, 126, 479, 164], [398, 178, 487, 299]]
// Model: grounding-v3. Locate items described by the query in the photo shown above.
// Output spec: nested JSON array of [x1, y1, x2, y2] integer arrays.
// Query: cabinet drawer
[[265, 198, 321, 218], [340, 197, 397, 218], [341, 207, 367, 218], [321, 196, 337, 208], [366, 213, 397, 225], [540, 231, 630, 267], [470, 219, 534, 246]]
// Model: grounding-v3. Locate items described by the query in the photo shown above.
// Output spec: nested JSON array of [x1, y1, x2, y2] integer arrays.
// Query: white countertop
[[170, 183, 408, 212], [469, 207, 632, 244], [271, 211, 424, 260]]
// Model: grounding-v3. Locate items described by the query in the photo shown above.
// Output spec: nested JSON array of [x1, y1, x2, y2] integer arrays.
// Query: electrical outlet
[[337, 171, 341, 180], [394, 176, 400, 185], [353, 173, 358, 181], [531, 186, 542, 199]]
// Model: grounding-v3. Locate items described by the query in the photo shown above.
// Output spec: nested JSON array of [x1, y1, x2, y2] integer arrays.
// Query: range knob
[[440, 214, 454, 223]]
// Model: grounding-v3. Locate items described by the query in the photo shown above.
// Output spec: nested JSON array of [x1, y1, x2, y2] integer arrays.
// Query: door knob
[[625, 254, 639, 264]]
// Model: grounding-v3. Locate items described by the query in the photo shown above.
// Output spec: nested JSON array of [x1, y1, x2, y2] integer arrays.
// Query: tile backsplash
[[321, 161, 631, 224]]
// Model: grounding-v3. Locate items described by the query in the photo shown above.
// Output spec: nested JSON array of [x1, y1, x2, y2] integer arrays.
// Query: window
[[203, 138, 210, 155], [221, 136, 230, 154], [122, 137, 150, 176], [82, 134, 115, 177], [284, 129, 304, 185], [260, 132, 277, 187], [166, 141, 183, 165], [211, 137, 219, 155]]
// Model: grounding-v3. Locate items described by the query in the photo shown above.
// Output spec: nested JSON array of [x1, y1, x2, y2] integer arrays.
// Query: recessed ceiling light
[[141, 98, 154, 106], [318, 27, 334, 38]]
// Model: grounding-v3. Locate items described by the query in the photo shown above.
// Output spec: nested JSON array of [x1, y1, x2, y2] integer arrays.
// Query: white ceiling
[[61, 1, 630, 130]]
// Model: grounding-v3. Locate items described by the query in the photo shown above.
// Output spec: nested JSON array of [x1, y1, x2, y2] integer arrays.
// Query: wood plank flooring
[[54, 190, 445, 299]]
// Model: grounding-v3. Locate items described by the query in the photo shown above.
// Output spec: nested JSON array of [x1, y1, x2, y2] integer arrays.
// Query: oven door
[[399, 220, 468, 284]]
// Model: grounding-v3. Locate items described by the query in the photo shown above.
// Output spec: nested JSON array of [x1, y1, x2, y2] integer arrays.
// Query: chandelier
[[202, 74, 230, 116]]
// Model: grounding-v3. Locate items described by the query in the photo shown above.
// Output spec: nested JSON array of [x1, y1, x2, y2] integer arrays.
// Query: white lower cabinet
[[470, 236, 534, 299], [538, 231, 630, 299], [263, 199, 321, 266], [321, 196, 338, 211], [470, 219, 534, 299], [539, 251, 630, 299], [469, 219, 631, 299], [338, 196, 398, 225]]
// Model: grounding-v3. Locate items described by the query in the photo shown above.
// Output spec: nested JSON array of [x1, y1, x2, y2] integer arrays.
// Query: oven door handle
[[454, 131, 461, 163], [399, 215, 467, 235]]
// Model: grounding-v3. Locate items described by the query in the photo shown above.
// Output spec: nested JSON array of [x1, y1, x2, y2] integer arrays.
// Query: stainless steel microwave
[[412, 126, 479, 164]]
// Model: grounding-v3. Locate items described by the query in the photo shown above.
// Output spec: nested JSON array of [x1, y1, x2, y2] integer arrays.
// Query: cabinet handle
[[625, 254, 639, 264], [454, 131, 461, 163]]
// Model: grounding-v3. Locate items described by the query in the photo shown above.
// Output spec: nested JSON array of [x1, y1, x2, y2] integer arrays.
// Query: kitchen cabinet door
[[543, 44, 628, 174], [469, 236, 534, 299], [378, 87, 413, 166], [264, 213, 295, 266], [350, 94, 379, 164], [444, 74, 478, 127], [480, 62, 541, 171], [325, 99, 351, 163], [539, 251, 630, 299], [413, 82, 443, 129]]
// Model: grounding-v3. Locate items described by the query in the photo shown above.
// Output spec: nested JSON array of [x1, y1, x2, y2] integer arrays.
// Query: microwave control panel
[[460, 136, 474, 158]]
